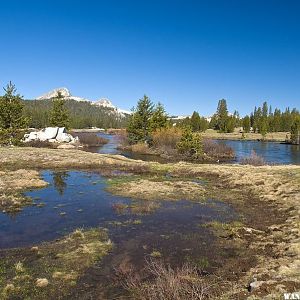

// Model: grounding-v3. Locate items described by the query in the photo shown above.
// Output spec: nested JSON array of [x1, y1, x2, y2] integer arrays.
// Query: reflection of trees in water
[[52, 172, 69, 195]]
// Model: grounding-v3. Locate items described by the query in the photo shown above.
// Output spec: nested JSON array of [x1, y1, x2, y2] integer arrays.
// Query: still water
[[0, 171, 236, 249], [94, 133, 300, 165]]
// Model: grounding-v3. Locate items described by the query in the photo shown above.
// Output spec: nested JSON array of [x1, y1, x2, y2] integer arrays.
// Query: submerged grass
[[0, 228, 112, 300]]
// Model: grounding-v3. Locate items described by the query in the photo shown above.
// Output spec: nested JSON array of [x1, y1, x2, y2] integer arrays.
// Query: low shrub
[[70, 132, 108, 147], [203, 139, 235, 159], [152, 127, 182, 154], [23, 140, 56, 148], [122, 259, 229, 300], [116, 129, 129, 146], [131, 142, 150, 154], [240, 150, 266, 166]]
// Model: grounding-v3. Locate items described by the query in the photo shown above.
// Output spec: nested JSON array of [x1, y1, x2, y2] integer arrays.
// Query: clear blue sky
[[1, 0, 299, 116]]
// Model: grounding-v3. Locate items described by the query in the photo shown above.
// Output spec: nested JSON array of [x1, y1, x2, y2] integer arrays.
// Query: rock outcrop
[[23, 127, 78, 144]]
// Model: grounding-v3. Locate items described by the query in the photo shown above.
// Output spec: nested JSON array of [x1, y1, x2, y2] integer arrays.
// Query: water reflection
[[0, 171, 236, 249], [52, 171, 69, 195]]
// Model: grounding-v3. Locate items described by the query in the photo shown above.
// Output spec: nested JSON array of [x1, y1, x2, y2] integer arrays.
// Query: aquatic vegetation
[[150, 250, 162, 258], [0, 228, 112, 299], [130, 201, 161, 215], [203, 221, 244, 238], [112, 200, 161, 215], [108, 219, 142, 226], [111, 202, 128, 214]]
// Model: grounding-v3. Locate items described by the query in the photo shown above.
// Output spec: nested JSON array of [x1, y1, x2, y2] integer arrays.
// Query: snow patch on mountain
[[93, 98, 131, 115], [36, 88, 131, 115], [36, 87, 89, 102]]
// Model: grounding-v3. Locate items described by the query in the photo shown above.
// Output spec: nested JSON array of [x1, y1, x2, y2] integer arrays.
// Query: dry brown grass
[[202, 128, 289, 142], [0, 169, 48, 212], [107, 178, 206, 201], [0, 147, 150, 171]]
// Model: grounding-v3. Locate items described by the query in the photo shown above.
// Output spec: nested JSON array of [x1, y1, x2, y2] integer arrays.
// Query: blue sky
[[0, 0, 299, 116]]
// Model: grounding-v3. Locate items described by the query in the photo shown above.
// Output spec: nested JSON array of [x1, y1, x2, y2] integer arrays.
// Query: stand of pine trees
[[127, 95, 169, 144]]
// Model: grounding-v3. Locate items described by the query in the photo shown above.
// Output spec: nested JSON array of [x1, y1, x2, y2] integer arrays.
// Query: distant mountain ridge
[[36, 87, 131, 115]]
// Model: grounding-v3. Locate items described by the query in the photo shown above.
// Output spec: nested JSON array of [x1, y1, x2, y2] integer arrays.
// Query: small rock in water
[[36, 278, 49, 287], [248, 277, 263, 292], [60, 212, 67, 216]]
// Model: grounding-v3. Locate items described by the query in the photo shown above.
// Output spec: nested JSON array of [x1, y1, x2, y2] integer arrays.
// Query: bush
[[122, 259, 227, 300], [240, 150, 266, 166], [70, 132, 108, 147], [152, 127, 182, 153], [203, 139, 235, 159]]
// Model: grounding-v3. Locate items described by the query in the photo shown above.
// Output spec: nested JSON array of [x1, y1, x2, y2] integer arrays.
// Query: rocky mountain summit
[[36, 88, 131, 115]]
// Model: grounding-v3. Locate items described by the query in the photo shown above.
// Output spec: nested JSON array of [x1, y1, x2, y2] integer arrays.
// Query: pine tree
[[176, 126, 203, 159], [190, 111, 201, 132], [0, 82, 29, 145], [127, 95, 154, 144], [49, 91, 70, 129], [215, 99, 228, 132], [291, 117, 300, 144], [242, 115, 251, 133], [150, 102, 168, 131], [199, 117, 209, 132]]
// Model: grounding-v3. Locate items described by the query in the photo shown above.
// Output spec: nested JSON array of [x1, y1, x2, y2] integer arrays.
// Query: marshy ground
[[0, 147, 299, 299]]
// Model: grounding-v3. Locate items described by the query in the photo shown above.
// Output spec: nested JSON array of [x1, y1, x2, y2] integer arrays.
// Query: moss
[[203, 221, 244, 238], [0, 228, 112, 300], [150, 251, 162, 258]]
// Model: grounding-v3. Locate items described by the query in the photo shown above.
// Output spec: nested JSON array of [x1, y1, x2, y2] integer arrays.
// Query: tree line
[[174, 99, 300, 143], [1, 82, 299, 146]]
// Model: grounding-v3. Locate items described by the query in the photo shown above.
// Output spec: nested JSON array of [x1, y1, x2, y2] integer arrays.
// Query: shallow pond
[[0, 171, 236, 259]]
